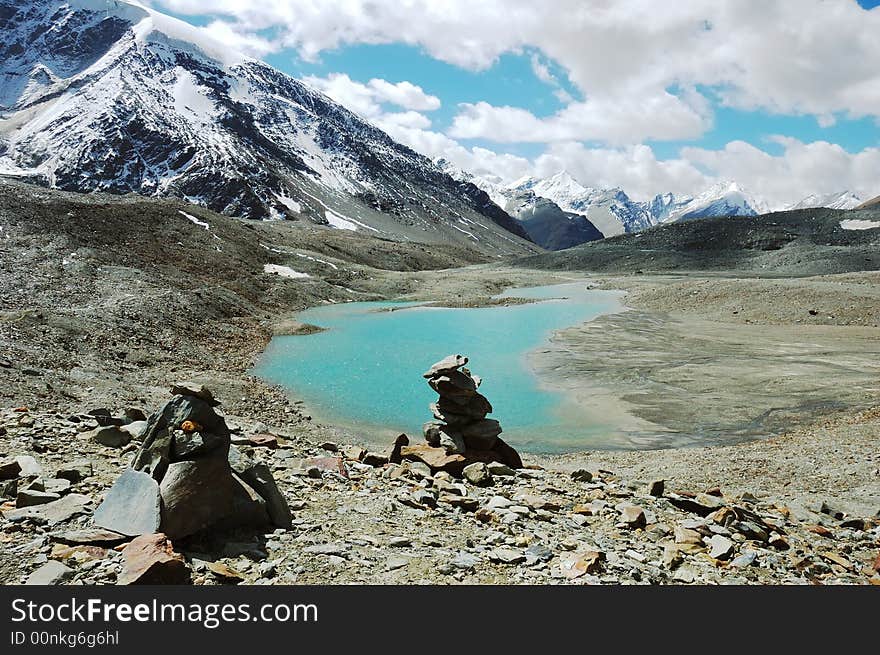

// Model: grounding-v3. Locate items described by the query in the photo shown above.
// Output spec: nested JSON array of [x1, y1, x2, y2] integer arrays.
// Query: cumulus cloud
[[155, 0, 880, 128]]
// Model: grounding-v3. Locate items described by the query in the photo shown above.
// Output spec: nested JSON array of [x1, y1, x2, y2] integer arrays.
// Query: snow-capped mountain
[[787, 191, 863, 211], [655, 181, 768, 224], [509, 172, 653, 237], [0, 0, 534, 253]]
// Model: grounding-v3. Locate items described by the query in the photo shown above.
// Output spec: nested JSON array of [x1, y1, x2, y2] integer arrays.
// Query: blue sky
[[152, 0, 880, 206]]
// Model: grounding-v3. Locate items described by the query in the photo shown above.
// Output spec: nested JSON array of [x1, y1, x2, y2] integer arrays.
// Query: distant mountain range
[[0, 0, 536, 255], [442, 163, 865, 250]]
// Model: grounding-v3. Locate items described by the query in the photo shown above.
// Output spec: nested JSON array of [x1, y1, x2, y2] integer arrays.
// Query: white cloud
[[681, 138, 880, 209], [155, 0, 880, 130], [448, 92, 711, 145], [302, 73, 439, 130]]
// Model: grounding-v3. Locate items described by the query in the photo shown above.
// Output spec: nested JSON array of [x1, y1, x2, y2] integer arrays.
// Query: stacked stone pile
[[399, 355, 522, 475], [93, 384, 291, 540]]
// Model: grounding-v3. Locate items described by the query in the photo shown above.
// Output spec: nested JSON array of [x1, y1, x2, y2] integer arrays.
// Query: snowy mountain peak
[[0, 0, 534, 253], [787, 191, 863, 211]]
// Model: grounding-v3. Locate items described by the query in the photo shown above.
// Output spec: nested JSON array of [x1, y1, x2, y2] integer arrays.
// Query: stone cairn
[[398, 355, 523, 475], [93, 384, 291, 540]]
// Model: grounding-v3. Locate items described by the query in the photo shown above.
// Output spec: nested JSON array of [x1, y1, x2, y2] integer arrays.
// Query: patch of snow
[[277, 195, 302, 214], [840, 219, 880, 230], [296, 253, 339, 270], [263, 264, 310, 279], [179, 210, 209, 230], [324, 209, 379, 232]]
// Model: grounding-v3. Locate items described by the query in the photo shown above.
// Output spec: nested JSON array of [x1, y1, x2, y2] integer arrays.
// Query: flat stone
[[51, 528, 129, 547], [525, 543, 554, 563], [25, 560, 74, 585], [14, 456, 42, 477], [55, 461, 93, 483], [42, 478, 72, 494], [451, 552, 480, 570], [438, 494, 479, 512], [707, 534, 735, 560], [0, 458, 22, 480], [119, 533, 191, 585], [3, 493, 93, 524], [463, 462, 493, 486], [206, 561, 244, 583], [401, 444, 466, 472], [729, 550, 758, 568], [16, 489, 61, 508], [88, 425, 132, 448], [489, 548, 526, 564], [93, 469, 161, 537], [428, 370, 478, 399], [300, 456, 348, 478], [386, 556, 410, 571], [559, 551, 604, 578], [231, 433, 278, 449], [423, 354, 468, 378]]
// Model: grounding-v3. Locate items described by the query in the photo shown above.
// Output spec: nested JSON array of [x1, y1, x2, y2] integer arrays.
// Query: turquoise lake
[[253, 282, 625, 453]]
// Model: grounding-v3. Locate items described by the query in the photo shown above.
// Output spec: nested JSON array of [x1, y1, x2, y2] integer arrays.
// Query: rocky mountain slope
[[517, 206, 880, 275], [0, 0, 534, 255]]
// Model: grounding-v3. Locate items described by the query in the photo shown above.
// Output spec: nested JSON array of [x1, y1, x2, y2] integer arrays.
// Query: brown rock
[[206, 561, 244, 583], [437, 494, 479, 512], [119, 533, 191, 585], [301, 456, 348, 477], [400, 444, 466, 473], [341, 445, 367, 461], [620, 505, 647, 528], [389, 434, 408, 464], [241, 434, 278, 449], [559, 551, 604, 578]]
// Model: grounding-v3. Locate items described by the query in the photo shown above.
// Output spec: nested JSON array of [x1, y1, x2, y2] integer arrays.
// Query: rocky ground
[[1, 180, 878, 585]]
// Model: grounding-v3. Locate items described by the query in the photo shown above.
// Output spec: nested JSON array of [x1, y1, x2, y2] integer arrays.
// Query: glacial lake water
[[253, 282, 626, 453]]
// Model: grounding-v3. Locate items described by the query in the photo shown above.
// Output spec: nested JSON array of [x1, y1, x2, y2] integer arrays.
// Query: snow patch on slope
[[263, 264, 310, 279]]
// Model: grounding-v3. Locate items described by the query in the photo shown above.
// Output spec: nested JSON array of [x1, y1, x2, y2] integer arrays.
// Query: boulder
[[121, 421, 149, 440], [119, 533, 191, 585], [229, 448, 292, 530], [93, 469, 161, 536], [400, 444, 466, 473]]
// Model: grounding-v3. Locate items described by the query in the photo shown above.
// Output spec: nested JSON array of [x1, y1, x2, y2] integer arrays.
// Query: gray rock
[[0, 458, 22, 480], [88, 425, 132, 448], [0, 479, 17, 499], [707, 534, 735, 560], [386, 556, 410, 571], [427, 370, 478, 398], [121, 421, 149, 440], [230, 457, 292, 530], [423, 354, 468, 378], [41, 478, 72, 494], [15, 456, 42, 477], [51, 528, 129, 546], [16, 489, 61, 508], [525, 543, 554, 563], [451, 551, 480, 569], [170, 382, 219, 406], [486, 462, 515, 477], [303, 543, 348, 556], [25, 560, 74, 585], [462, 462, 493, 487], [55, 461, 93, 483], [93, 469, 161, 536], [159, 451, 268, 539], [489, 547, 526, 564], [2, 493, 92, 524], [729, 550, 758, 568], [438, 428, 466, 455]]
